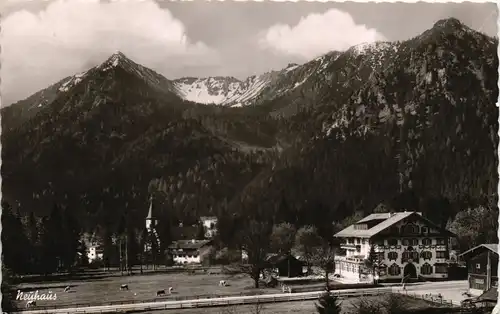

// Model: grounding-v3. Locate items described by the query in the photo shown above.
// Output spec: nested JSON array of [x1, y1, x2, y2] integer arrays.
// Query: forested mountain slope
[[1, 18, 497, 250]]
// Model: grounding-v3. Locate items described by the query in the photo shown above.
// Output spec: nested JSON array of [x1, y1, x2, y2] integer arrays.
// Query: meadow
[[13, 267, 279, 310]]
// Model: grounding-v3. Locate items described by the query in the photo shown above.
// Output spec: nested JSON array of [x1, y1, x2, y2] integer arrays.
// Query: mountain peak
[[100, 51, 133, 71], [433, 17, 463, 30]]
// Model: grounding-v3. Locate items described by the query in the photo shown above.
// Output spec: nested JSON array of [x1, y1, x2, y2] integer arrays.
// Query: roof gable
[[459, 244, 499, 258], [168, 239, 212, 250]]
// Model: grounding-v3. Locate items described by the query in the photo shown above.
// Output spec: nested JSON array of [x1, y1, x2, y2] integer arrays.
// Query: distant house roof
[[477, 287, 498, 302], [171, 225, 199, 240], [334, 211, 455, 238], [458, 244, 499, 258], [265, 253, 305, 266], [357, 213, 393, 223], [168, 239, 212, 250], [200, 216, 217, 221]]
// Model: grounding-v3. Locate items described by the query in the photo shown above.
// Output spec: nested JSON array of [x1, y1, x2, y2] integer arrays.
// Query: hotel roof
[[334, 211, 455, 238]]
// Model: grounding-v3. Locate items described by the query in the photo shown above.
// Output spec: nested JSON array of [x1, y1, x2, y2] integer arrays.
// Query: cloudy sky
[[1, 0, 497, 106]]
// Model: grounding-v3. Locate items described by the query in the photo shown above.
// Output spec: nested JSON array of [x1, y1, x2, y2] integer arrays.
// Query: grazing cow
[[120, 284, 129, 291], [168, 287, 173, 294], [156, 290, 166, 297], [282, 285, 292, 293], [25, 301, 36, 308], [64, 286, 70, 292], [219, 280, 228, 287]]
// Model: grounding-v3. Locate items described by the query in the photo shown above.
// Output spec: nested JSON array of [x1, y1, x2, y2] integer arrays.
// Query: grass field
[[13, 268, 279, 309], [129, 295, 443, 314]]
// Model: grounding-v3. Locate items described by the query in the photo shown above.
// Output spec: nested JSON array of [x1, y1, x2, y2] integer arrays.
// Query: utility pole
[[486, 250, 491, 290], [119, 237, 123, 276], [125, 233, 129, 275]]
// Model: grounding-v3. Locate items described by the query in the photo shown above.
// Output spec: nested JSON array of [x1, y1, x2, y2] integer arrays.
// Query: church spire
[[145, 195, 156, 230], [146, 195, 154, 220]]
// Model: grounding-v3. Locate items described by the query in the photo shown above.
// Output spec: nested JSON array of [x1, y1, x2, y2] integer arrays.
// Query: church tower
[[145, 195, 157, 231], [145, 195, 161, 252]]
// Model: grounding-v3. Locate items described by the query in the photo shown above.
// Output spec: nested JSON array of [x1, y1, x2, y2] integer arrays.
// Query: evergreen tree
[[25, 212, 40, 272], [61, 208, 81, 271], [315, 293, 342, 314], [39, 204, 65, 274], [1, 201, 30, 274], [196, 222, 206, 240]]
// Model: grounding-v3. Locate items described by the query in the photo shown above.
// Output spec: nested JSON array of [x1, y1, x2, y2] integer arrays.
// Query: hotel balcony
[[340, 243, 360, 251], [373, 245, 385, 253], [335, 255, 365, 264]]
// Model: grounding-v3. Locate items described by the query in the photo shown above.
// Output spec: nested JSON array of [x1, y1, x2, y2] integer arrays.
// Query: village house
[[265, 253, 305, 278], [458, 244, 498, 297], [81, 233, 104, 264], [87, 245, 104, 264], [168, 239, 214, 265], [334, 211, 456, 283], [200, 216, 218, 239]]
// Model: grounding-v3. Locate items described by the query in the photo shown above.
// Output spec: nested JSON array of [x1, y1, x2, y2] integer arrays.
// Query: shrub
[[350, 297, 384, 314], [315, 293, 342, 314]]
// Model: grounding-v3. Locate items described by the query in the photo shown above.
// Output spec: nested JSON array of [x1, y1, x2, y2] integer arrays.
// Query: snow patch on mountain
[[175, 77, 241, 104], [59, 70, 88, 92]]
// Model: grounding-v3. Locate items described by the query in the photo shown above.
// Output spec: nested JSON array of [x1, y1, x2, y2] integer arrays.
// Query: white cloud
[[1, 0, 220, 105], [259, 9, 386, 60]]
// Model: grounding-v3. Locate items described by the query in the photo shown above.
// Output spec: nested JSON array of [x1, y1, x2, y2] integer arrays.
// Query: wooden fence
[[395, 289, 461, 307], [16, 288, 394, 314]]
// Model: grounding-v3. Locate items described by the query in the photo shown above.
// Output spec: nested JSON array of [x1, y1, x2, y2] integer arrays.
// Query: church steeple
[[145, 195, 156, 230]]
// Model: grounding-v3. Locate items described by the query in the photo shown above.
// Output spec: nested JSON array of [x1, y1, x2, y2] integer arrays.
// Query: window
[[421, 263, 433, 275], [476, 263, 481, 270], [436, 251, 447, 259], [402, 239, 410, 246], [402, 251, 410, 262], [388, 239, 398, 246], [411, 252, 419, 260], [436, 238, 446, 245], [377, 252, 385, 261], [410, 238, 419, 246], [421, 227, 428, 234], [388, 252, 398, 261], [422, 238, 431, 245], [402, 223, 420, 235], [421, 251, 432, 260], [435, 265, 447, 273], [388, 264, 401, 276]]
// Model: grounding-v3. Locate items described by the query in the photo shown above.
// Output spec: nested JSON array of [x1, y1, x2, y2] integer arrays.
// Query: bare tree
[[249, 299, 266, 314], [238, 220, 272, 288], [294, 225, 323, 274], [310, 245, 336, 292], [135, 227, 147, 274], [270, 222, 297, 277]]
